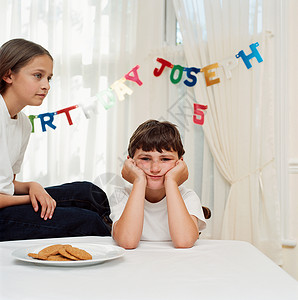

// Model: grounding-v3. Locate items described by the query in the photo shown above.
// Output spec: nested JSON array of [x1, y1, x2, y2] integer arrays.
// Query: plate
[[11, 243, 125, 267]]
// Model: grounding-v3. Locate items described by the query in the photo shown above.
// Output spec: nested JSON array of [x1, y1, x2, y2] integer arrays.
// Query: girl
[[0, 38, 111, 241]]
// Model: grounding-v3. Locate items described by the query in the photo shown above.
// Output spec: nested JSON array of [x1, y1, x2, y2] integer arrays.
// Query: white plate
[[11, 243, 125, 267]]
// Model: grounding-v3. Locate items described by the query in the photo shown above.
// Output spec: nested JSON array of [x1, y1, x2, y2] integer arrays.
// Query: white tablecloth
[[0, 236, 297, 300]]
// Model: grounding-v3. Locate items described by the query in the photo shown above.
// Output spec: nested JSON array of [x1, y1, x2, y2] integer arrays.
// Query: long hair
[[0, 38, 53, 94]]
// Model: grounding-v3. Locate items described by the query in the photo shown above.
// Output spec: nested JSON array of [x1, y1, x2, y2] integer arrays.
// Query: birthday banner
[[153, 42, 263, 86], [29, 65, 143, 132], [29, 43, 263, 132]]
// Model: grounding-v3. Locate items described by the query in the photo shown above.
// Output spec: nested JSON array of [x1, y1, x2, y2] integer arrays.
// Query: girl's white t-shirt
[[109, 185, 206, 241], [0, 95, 31, 195]]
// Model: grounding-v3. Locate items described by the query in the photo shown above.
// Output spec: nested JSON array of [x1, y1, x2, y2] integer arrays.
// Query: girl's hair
[[0, 38, 53, 94], [128, 119, 185, 158]]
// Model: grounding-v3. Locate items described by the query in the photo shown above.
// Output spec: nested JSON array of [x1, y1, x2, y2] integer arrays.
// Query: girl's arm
[[0, 193, 31, 208], [112, 158, 147, 249], [164, 160, 199, 248], [0, 176, 56, 220], [0, 176, 31, 208]]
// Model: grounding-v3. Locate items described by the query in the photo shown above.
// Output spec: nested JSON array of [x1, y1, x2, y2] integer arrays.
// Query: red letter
[[193, 103, 208, 125], [125, 65, 143, 86], [153, 58, 173, 77], [56, 105, 78, 125]]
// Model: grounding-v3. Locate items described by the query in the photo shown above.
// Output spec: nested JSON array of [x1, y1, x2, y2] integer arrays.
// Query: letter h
[[235, 42, 263, 69]]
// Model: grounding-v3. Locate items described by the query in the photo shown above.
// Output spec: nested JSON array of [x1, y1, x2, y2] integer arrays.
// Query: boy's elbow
[[121, 241, 139, 250], [173, 240, 195, 249], [115, 237, 139, 250], [172, 234, 199, 249], [112, 229, 140, 249]]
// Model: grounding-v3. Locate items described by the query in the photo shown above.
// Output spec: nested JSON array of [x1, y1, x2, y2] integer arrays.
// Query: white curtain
[[173, 0, 282, 264], [0, 0, 140, 187], [0, 0, 169, 197]]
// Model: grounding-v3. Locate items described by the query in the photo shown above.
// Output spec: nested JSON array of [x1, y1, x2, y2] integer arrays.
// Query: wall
[[281, 0, 298, 281]]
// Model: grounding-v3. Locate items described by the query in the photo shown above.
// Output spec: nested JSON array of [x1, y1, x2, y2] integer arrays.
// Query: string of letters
[[29, 42, 263, 132]]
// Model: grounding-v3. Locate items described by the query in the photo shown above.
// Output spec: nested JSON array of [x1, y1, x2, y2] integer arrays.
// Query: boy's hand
[[165, 159, 188, 186], [29, 182, 56, 220], [121, 157, 147, 184]]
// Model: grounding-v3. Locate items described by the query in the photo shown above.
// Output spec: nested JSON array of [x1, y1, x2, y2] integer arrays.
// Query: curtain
[[173, 0, 282, 264], [0, 0, 140, 187], [0, 0, 169, 198]]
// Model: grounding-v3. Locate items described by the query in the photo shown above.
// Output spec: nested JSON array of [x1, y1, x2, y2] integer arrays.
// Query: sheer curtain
[[173, 0, 282, 263], [0, 0, 138, 186], [0, 0, 167, 197]]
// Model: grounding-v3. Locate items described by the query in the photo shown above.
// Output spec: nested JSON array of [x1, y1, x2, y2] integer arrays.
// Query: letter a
[[125, 65, 143, 86], [111, 78, 133, 101]]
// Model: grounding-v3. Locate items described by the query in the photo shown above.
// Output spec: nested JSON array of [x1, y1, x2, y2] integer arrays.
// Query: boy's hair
[[128, 120, 185, 158], [0, 38, 53, 94]]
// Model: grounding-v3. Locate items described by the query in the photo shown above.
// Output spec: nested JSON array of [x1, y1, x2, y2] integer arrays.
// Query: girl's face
[[7, 54, 53, 107], [133, 148, 179, 190]]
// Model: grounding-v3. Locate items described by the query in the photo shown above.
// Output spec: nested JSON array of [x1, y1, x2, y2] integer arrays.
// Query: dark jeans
[[0, 181, 112, 242]]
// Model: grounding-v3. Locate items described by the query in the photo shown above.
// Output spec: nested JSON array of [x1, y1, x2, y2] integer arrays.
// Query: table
[[0, 236, 298, 300]]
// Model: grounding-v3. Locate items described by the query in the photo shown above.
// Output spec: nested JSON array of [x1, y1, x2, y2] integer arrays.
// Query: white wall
[[281, 0, 298, 281]]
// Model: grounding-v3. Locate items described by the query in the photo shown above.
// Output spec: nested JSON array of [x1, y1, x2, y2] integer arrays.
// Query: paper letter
[[125, 65, 143, 86], [201, 63, 220, 86], [28, 115, 37, 133], [38, 113, 56, 132], [219, 57, 238, 79], [110, 78, 133, 101], [79, 98, 98, 119], [153, 58, 173, 77], [184, 67, 201, 87], [56, 105, 78, 125], [193, 103, 208, 125], [97, 88, 117, 110], [235, 42, 263, 69], [170, 65, 184, 84]]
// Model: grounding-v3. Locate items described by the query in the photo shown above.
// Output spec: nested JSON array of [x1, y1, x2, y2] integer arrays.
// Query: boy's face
[[133, 148, 179, 190]]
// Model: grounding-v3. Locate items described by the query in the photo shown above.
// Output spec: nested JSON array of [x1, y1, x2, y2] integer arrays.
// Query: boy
[[109, 120, 206, 249]]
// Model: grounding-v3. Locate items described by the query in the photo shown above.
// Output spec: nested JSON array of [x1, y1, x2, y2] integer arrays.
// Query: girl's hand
[[121, 157, 147, 184], [29, 182, 56, 220], [165, 159, 189, 186]]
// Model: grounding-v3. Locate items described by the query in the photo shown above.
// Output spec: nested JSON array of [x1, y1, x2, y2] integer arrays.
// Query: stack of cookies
[[28, 244, 92, 261]]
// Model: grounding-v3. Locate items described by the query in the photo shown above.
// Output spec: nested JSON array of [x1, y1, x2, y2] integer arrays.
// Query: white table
[[0, 236, 297, 300]]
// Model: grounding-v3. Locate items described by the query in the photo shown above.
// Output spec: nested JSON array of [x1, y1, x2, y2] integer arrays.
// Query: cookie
[[38, 244, 64, 259], [47, 254, 72, 261], [65, 245, 92, 260], [28, 253, 39, 259], [58, 247, 79, 260], [27, 244, 92, 261]]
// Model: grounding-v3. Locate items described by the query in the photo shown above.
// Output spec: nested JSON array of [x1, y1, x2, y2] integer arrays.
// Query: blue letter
[[184, 67, 200, 87], [235, 42, 263, 69], [38, 113, 56, 132]]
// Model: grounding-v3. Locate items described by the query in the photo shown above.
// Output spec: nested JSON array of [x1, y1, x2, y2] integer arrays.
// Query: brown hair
[[0, 38, 53, 95], [128, 119, 185, 158]]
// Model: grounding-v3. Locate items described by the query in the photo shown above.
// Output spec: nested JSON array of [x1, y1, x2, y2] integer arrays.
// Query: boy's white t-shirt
[[109, 185, 206, 241], [0, 95, 32, 195]]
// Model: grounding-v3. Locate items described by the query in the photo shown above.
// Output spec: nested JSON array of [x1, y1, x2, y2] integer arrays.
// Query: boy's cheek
[[135, 160, 148, 171], [170, 161, 181, 173], [164, 163, 177, 174]]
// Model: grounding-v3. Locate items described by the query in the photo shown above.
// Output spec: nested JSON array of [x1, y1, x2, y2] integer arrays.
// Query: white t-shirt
[[0, 95, 32, 195], [109, 185, 206, 241]]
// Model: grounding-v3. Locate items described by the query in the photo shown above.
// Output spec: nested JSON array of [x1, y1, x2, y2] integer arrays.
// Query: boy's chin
[[146, 182, 165, 190]]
